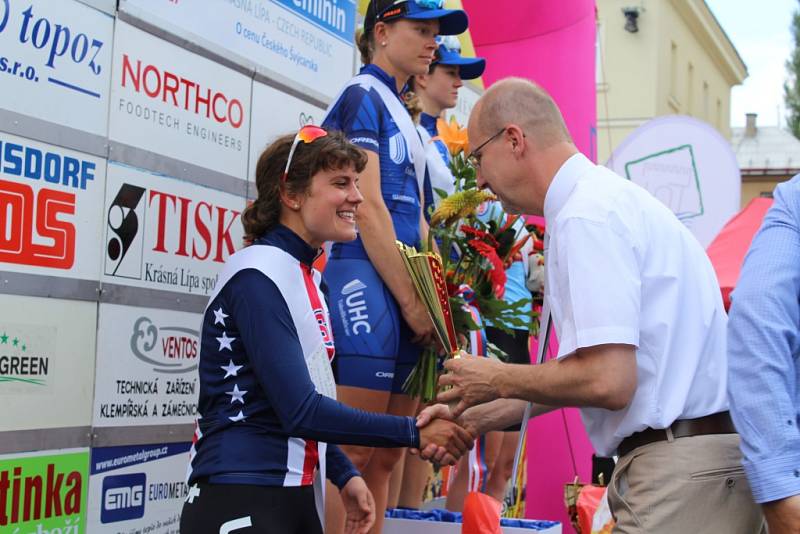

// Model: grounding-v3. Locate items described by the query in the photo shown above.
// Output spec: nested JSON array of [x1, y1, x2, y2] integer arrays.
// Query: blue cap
[[365, 0, 469, 36], [434, 35, 485, 80]]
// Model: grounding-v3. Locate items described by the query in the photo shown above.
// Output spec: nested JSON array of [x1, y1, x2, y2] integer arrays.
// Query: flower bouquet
[[401, 117, 533, 401]]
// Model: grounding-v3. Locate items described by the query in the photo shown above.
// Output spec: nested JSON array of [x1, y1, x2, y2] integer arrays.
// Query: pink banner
[[463, 0, 597, 160], [461, 1, 598, 530]]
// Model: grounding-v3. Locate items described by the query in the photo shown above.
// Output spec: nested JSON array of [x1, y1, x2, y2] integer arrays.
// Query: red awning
[[707, 197, 773, 310]]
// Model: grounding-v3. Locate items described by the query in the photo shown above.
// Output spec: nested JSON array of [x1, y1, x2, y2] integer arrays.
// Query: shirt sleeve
[[553, 214, 641, 358], [727, 179, 800, 503], [225, 269, 420, 449], [326, 444, 360, 490], [322, 86, 380, 153]]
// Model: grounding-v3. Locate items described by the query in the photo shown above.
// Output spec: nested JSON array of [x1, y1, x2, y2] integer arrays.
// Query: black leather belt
[[617, 411, 736, 458]]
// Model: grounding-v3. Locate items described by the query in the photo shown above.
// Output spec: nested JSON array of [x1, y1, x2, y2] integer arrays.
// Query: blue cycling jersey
[[420, 112, 450, 164], [323, 64, 425, 258], [420, 112, 450, 217]]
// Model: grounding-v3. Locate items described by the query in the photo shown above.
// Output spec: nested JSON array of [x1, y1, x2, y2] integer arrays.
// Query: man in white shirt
[[420, 78, 764, 532]]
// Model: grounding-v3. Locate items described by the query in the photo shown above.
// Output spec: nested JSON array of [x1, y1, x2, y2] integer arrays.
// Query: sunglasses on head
[[374, 0, 445, 24], [282, 125, 328, 182]]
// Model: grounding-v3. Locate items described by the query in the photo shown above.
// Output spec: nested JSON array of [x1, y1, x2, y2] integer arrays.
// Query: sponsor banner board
[[0, 131, 105, 281], [94, 303, 201, 427], [607, 115, 741, 247], [109, 21, 251, 180], [0, 448, 89, 534], [88, 443, 190, 533], [119, 0, 357, 101], [0, 295, 96, 431], [0, 0, 113, 137], [248, 80, 326, 183], [101, 162, 245, 297]]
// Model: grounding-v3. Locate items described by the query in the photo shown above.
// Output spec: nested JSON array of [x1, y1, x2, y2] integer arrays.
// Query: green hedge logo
[[0, 326, 53, 388]]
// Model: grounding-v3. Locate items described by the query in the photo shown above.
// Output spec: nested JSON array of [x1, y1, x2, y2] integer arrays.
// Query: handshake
[[414, 404, 478, 465], [413, 352, 509, 464]]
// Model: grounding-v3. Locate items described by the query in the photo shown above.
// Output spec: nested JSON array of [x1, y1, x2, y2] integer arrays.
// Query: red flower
[[460, 225, 499, 248], [467, 239, 507, 298]]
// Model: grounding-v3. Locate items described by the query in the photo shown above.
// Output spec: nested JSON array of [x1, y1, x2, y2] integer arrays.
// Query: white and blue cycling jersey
[[419, 111, 453, 216], [324, 64, 431, 258], [322, 64, 429, 392], [187, 224, 420, 488]]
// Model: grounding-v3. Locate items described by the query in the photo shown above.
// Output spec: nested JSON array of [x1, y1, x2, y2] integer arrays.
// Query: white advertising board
[[0, 131, 105, 282], [88, 442, 191, 533], [109, 21, 251, 180], [119, 0, 357, 101], [248, 80, 327, 183], [0, 295, 96, 431], [101, 162, 245, 296], [94, 303, 201, 427], [0, 0, 113, 137], [607, 115, 741, 247]]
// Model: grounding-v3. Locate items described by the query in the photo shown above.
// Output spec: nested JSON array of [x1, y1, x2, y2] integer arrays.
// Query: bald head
[[471, 78, 572, 149]]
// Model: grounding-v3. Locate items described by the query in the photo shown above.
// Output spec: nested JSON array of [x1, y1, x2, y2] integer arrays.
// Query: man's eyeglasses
[[466, 127, 505, 168], [283, 125, 328, 181]]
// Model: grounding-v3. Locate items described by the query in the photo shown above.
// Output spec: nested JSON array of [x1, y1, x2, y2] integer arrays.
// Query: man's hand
[[340, 476, 375, 534], [438, 355, 508, 417], [763, 494, 800, 534], [417, 416, 474, 465]]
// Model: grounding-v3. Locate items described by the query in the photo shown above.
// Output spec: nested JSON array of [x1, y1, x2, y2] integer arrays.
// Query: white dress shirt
[[543, 153, 729, 456]]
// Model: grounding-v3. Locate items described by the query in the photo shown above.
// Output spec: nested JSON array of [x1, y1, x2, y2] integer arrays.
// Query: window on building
[[687, 63, 694, 115], [716, 98, 722, 129], [703, 82, 709, 120]]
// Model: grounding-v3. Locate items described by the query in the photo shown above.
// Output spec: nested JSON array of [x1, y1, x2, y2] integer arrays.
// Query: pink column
[[461, 1, 598, 530]]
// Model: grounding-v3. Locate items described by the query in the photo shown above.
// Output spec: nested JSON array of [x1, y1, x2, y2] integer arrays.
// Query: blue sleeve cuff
[[326, 444, 360, 490], [331, 468, 360, 490], [409, 417, 420, 449], [743, 449, 800, 503]]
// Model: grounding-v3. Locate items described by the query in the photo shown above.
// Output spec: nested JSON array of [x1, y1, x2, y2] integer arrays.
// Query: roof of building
[[732, 124, 800, 174]]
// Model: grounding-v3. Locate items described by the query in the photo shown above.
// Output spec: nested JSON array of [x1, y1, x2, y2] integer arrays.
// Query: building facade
[[596, 0, 747, 164], [733, 112, 800, 206]]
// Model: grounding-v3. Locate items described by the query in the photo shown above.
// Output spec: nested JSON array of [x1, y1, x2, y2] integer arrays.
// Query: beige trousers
[[607, 433, 766, 534]]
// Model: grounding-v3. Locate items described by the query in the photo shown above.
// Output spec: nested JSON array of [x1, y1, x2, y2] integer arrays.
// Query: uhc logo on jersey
[[101, 473, 146, 523]]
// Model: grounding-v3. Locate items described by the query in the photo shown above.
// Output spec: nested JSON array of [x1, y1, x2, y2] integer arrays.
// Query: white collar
[[543, 152, 594, 225]]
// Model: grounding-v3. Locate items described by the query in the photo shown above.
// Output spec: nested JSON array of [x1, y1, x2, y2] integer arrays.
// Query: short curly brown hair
[[241, 130, 368, 242]]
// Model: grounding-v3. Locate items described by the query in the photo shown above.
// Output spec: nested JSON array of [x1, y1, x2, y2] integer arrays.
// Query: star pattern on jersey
[[216, 331, 236, 351], [226, 384, 247, 404], [229, 410, 247, 423], [221, 359, 243, 379], [213, 307, 229, 327]]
